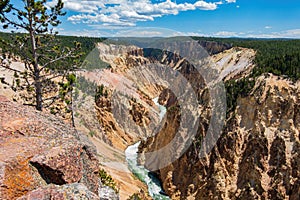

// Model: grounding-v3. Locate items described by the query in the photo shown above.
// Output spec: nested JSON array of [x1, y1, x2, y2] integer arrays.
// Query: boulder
[[17, 183, 99, 200], [0, 96, 99, 199]]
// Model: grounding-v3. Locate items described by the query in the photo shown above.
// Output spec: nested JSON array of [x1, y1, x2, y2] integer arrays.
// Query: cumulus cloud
[[47, 0, 221, 26], [47, 0, 105, 13]]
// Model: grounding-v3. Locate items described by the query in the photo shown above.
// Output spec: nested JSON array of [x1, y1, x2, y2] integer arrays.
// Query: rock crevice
[[0, 96, 105, 200]]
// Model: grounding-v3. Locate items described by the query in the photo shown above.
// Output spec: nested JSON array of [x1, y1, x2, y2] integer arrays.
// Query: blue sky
[[11, 0, 300, 38]]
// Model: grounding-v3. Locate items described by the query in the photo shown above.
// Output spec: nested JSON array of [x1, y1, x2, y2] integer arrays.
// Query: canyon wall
[[140, 59, 300, 199], [3, 38, 296, 200], [82, 41, 261, 199]]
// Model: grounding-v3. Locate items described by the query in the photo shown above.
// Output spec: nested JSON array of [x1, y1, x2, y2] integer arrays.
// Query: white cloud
[[194, 1, 217, 10], [47, 0, 220, 27], [115, 30, 164, 37], [68, 13, 136, 26], [265, 29, 300, 38], [265, 26, 272, 29], [57, 27, 183, 37], [56, 27, 300, 39], [214, 31, 238, 37], [211, 29, 300, 38], [47, 0, 105, 13], [226, 0, 236, 3]]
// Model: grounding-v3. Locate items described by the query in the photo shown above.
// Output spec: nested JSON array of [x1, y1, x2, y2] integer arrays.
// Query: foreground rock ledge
[[0, 96, 103, 200]]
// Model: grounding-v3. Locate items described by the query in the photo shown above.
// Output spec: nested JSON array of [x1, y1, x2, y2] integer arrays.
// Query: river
[[125, 97, 170, 200]]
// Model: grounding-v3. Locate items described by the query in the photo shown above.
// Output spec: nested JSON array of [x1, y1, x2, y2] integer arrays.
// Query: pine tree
[[0, 0, 82, 111]]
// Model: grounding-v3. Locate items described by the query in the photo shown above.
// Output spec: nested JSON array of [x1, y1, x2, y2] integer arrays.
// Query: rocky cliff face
[[75, 41, 258, 199], [1, 39, 251, 199], [75, 44, 161, 199], [140, 73, 300, 199], [0, 96, 118, 200], [198, 40, 232, 55], [111, 40, 300, 199], [77, 41, 240, 151]]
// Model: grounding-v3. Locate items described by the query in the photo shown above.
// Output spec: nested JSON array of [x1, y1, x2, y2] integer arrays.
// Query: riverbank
[[125, 97, 170, 200]]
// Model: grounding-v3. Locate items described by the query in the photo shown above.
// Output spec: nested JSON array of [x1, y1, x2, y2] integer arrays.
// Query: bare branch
[[40, 50, 78, 70], [23, 103, 36, 107], [0, 64, 23, 73], [0, 14, 28, 30], [43, 94, 62, 108], [40, 73, 65, 80]]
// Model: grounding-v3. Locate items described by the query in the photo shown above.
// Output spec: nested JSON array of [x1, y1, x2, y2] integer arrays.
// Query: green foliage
[[88, 130, 95, 137], [67, 73, 76, 85], [59, 73, 76, 99], [15, 78, 20, 87], [98, 169, 119, 193], [0, 31, 104, 63], [64, 99, 71, 105], [0, 0, 65, 32], [193, 37, 300, 116], [74, 112, 80, 117], [26, 86, 34, 92], [95, 84, 104, 98], [193, 134, 203, 149], [0, 0, 81, 111], [76, 75, 97, 96], [0, 31, 106, 111], [193, 37, 300, 81], [13, 71, 18, 78], [235, 39, 300, 81], [95, 84, 109, 100], [127, 193, 142, 200], [54, 35, 104, 62], [50, 107, 55, 114], [225, 77, 255, 115], [168, 105, 179, 112], [225, 39, 300, 114]]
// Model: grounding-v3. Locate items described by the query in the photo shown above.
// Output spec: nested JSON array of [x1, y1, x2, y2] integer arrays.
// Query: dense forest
[[193, 37, 300, 81], [1, 32, 299, 81], [0, 32, 104, 62], [193, 37, 300, 114], [1, 32, 300, 114]]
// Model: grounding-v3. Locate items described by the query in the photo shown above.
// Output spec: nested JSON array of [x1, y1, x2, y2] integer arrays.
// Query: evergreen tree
[[0, 0, 82, 111]]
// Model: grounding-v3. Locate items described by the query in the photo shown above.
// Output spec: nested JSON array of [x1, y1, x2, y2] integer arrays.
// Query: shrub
[[98, 169, 119, 193]]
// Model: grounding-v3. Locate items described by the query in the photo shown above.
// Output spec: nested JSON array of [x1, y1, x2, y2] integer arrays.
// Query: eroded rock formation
[[77, 41, 258, 199], [0, 96, 118, 199], [140, 74, 300, 199]]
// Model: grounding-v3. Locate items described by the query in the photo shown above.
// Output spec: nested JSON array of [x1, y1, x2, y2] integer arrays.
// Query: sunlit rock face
[[0, 96, 103, 200], [95, 39, 298, 200], [140, 74, 300, 200], [77, 40, 259, 199]]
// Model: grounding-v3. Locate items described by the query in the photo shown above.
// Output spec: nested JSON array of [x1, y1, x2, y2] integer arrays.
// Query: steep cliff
[[75, 41, 258, 199], [2, 38, 297, 200], [140, 73, 300, 199], [0, 96, 119, 200], [75, 43, 162, 199]]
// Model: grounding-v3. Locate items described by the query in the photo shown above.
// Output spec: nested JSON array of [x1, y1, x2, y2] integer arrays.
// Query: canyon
[[1, 37, 299, 199]]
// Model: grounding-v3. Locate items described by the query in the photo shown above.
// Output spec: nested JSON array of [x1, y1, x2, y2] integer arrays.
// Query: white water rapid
[[125, 97, 169, 200]]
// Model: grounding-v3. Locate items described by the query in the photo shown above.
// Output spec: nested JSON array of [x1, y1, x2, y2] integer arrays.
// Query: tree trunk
[[28, 0, 43, 111], [34, 71, 43, 111], [70, 85, 75, 127]]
